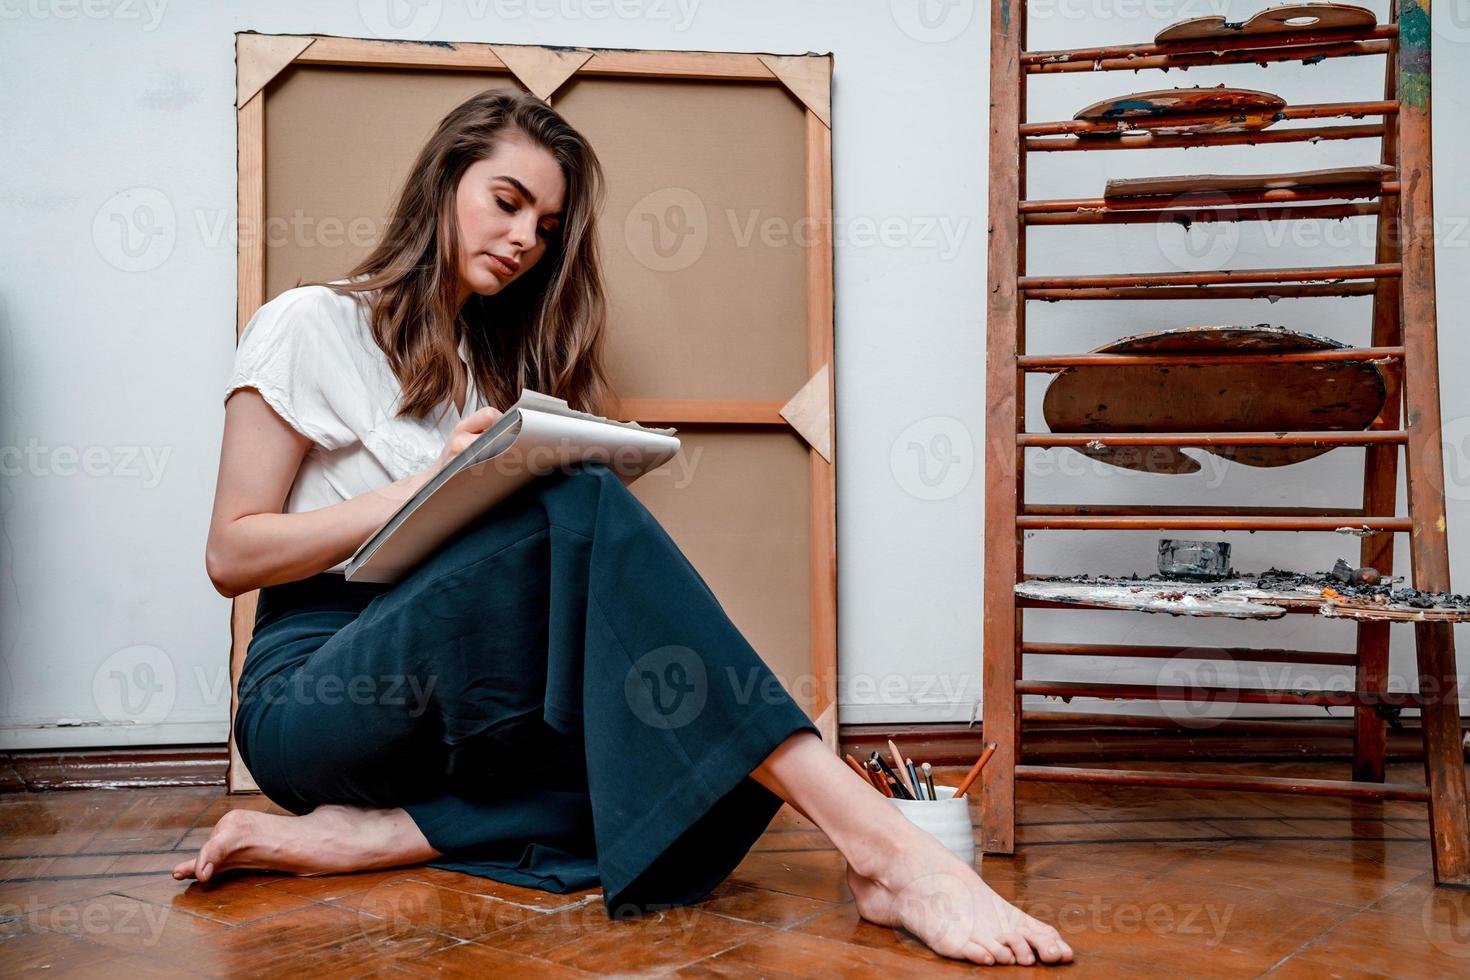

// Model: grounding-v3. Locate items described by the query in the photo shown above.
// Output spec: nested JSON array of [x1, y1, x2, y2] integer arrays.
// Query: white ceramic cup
[[888, 784, 978, 867]]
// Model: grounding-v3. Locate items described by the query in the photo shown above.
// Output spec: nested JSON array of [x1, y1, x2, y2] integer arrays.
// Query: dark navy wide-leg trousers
[[233, 463, 819, 914]]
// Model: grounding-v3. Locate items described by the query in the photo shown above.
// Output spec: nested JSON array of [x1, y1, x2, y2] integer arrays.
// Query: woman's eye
[[496, 198, 516, 214]]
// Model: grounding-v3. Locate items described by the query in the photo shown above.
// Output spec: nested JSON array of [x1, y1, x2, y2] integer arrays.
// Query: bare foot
[[170, 804, 440, 884], [846, 816, 1073, 967]]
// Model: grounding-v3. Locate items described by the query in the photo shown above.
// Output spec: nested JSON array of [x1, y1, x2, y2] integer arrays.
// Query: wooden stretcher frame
[[228, 33, 836, 793]]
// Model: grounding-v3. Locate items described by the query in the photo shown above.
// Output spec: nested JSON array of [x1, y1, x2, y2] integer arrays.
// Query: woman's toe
[[1002, 931, 1036, 965], [962, 940, 996, 966], [171, 857, 196, 880], [1026, 927, 1071, 963], [979, 936, 1015, 965]]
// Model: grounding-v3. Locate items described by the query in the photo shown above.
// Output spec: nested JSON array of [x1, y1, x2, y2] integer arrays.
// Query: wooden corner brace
[[489, 45, 594, 103], [236, 34, 315, 108], [758, 55, 831, 128], [781, 363, 833, 462]]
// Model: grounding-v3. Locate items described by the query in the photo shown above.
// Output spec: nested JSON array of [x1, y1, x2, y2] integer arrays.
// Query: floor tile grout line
[[1254, 901, 1379, 978], [1, 847, 193, 861], [168, 793, 226, 851]]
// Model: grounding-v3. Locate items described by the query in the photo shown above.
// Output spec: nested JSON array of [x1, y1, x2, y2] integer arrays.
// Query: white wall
[[2, 0, 1467, 748]]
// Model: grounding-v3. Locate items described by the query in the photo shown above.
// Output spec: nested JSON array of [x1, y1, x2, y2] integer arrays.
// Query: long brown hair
[[313, 89, 611, 420]]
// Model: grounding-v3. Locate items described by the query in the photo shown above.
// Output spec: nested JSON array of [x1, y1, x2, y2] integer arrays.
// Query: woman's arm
[[204, 388, 428, 598], [205, 391, 504, 598]]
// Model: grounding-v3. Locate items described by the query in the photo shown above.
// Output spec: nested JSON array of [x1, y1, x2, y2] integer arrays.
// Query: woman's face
[[454, 131, 566, 304]]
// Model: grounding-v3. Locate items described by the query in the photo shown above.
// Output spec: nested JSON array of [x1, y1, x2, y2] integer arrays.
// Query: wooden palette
[[1155, 3, 1377, 45], [1074, 87, 1286, 137], [1105, 164, 1394, 200], [1040, 325, 1388, 474]]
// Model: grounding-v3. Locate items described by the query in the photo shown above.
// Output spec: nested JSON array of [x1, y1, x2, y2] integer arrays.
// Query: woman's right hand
[[427, 406, 505, 478]]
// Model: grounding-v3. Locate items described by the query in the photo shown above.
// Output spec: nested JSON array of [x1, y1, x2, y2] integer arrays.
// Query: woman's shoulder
[[240, 281, 376, 354], [250, 281, 367, 329]]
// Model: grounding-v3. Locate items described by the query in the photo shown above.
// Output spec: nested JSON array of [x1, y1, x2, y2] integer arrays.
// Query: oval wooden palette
[[1074, 87, 1286, 137], [1040, 325, 1388, 474], [1155, 3, 1377, 45]]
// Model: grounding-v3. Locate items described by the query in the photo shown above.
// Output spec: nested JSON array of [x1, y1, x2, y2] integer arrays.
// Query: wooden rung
[[1027, 125, 1385, 152], [1021, 101, 1396, 137], [1017, 347, 1404, 370], [612, 398, 787, 425], [1022, 643, 1359, 667], [1023, 24, 1397, 66], [1021, 711, 1353, 738], [1025, 202, 1383, 225], [1016, 679, 1421, 708], [1021, 431, 1405, 448], [1019, 265, 1399, 290], [1024, 186, 1397, 216], [1027, 39, 1393, 76], [1015, 765, 1430, 802], [1028, 283, 1379, 301], [1022, 504, 1366, 518], [1015, 514, 1411, 531]]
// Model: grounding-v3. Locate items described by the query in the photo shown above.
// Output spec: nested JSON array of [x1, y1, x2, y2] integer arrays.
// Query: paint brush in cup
[[887, 739, 917, 797], [953, 742, 997, 799], [905, 758, 923, 800]]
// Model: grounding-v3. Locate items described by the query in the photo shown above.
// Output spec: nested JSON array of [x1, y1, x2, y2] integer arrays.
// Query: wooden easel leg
[[1352, 621, 1390, 782], [1353, 0, 1403, 786], [1395, 0, 1470, 886], [981, 0, 1024, 859], [981, 615, 1018, 856], [1414, 621, 1470, 885]]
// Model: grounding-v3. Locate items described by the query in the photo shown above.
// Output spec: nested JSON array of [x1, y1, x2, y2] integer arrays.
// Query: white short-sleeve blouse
[[223, 281, 485, 574]]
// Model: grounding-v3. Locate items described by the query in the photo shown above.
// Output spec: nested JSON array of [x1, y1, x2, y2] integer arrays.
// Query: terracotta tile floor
[[3, 761, 1469, 977]]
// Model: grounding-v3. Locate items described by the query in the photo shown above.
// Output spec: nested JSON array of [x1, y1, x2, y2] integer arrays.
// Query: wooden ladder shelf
[[981, 1, 1470, 885]]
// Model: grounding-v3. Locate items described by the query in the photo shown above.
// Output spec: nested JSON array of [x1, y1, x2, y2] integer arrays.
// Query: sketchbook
[[345, 390, 680, 584]]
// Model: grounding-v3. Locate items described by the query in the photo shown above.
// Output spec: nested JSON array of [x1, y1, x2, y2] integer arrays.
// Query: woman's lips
[[487, 254, 516, 277]]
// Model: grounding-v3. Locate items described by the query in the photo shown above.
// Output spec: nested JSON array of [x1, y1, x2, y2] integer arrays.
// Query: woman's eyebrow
[[495, 175, 563, 219]]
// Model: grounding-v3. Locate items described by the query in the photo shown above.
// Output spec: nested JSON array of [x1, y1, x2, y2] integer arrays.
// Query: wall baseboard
[[1, 744, 228, 792], [4, 717, 1464, 792]]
